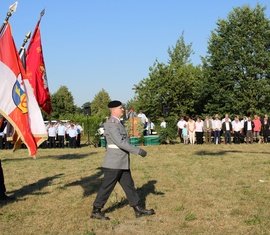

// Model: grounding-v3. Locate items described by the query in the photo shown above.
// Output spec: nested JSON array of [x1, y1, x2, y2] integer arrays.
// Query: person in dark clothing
[[0, 118, 15, 202]]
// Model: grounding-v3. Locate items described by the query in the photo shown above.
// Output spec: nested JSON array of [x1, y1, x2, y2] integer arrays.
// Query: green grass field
[[1, 144, 270, 235]]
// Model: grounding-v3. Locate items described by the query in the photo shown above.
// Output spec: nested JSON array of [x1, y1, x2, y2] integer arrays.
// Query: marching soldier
[[91, 100, 155, 220]]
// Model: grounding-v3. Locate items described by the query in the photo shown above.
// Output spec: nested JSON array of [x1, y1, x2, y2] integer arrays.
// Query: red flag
[[26, 19, 52, 115], [0, 24, 37, 156]]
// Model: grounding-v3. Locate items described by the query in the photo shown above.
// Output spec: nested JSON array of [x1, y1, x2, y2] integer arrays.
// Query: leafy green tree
[[91, 89, 111, 118], [51, 86, 76, 119], [133, 34, 203, 121], [203, 5, 270, 115]]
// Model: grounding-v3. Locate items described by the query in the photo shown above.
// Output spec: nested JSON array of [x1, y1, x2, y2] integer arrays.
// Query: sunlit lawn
[[1, 143, 270, 235]]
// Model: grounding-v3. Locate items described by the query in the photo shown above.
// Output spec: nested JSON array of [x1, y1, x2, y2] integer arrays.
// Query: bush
[[156, 116, 178, 144]]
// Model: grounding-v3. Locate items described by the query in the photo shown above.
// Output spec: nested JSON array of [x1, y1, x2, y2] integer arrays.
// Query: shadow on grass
[[2, 152, 98, 162], [104, 179, 164, 213], [51, 152, 98, 160], [64, 167, 103, 197], [195, 149, 270, 156], [0, 173, 64, 207]]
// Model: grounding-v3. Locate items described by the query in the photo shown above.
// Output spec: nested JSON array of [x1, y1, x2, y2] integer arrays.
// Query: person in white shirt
[[232, 116, 243, 144], [76, 123, 83, 147], [146, 119, 155, 135], [57, 122, 66, 148], [195, 117, 204, 144], [68, 124, 77, 148], [222, 117, 232, 144], [222, 113, 231, 123], [160, 119, 167, 128], [48, 122, 57, 148], [177, 117, 187, 143], [212, 114, 222, 144], [137, 110, 148, 135], [137, 110, 147, 125], [244, 116, 254, 144]]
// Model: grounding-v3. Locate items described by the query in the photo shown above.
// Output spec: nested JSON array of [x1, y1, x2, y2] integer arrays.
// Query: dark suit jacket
[[243, 121, 255, 133], [222, 122, 232, 132]]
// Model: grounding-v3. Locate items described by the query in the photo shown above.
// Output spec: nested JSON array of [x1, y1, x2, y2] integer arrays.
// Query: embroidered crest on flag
[[12, 74, 28, 114]]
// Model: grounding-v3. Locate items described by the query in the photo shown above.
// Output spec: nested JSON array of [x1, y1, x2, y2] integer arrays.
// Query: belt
[[107, 144, 119, 149]]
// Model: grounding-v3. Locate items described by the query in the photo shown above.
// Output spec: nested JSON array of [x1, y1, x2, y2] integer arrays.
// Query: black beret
[[108, 100, 122, 108]]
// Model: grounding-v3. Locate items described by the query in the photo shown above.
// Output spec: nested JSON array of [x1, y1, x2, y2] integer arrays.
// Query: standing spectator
[[177, 116, 186, 143], [146, 119, 155, 135], [195, 117, 204, 144], [160, 118, 167, 128], [187, 117, 196, 144], [222, 113, 231, 123], [232, 116, 242, 144], [240, 116, 248, 143], [261, 115, 270, 143], [253, 115, 261, 143], [57, 122, 66, 148], [182, 124, 189, 144], [68, 124, 77, 148], [48, 122, 57, 148], [137, 110, 148, 136], [244, 116, 254, 144], [126, 108, 137, 119], [76, 123, 83, 147], [222, 117, 232, 144], [203, 115, 212, 144], [212, 114, 222, 144]]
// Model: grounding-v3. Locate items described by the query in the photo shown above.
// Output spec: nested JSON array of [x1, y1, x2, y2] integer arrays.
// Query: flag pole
[[19, 9, 45, 56], [0, 1, 18, 35], [18, 31, 31, 56], [39, 9, 45, 21]]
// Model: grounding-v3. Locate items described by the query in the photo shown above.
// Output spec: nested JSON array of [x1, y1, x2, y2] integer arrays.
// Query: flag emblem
[[12, 74, 28, 114]]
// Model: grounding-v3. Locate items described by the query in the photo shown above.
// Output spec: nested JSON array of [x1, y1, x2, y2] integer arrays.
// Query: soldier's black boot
[[133, 205, 155, 218], [90, 207, 110, 220]]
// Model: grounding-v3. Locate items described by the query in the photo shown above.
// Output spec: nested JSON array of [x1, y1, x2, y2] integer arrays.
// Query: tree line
[[48, 5, 270, 137]]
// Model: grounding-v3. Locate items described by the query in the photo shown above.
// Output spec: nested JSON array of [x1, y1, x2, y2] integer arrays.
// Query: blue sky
[[1, 0, 270, 107]]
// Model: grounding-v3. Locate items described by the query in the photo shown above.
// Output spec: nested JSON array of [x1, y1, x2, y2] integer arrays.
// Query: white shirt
[[150, 122, 155, 129], [57, 125, 66, 136], [138, 113, 147, 124], [247, 121, 252, 131], [212, 119, 222, 130], [225, 122, 230, 131], [68, 128, 77, 138], [222, 118, 231, 123], [232, 120, 243, 132], [160, 121, 167, 128], [48, 126, 57, 137], [195, 121, 204, 132], [177, 120, 187, 129], [76, 124, 83, 134]]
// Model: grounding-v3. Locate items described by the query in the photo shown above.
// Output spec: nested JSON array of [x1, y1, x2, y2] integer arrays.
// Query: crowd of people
[[45, 121, 83, 148], [126, 108, 270, 145], [176, 114, 269, 144], [0, 120, 84, 150]]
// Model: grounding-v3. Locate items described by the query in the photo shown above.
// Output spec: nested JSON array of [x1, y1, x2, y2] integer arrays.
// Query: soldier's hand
[[139, 149, 147, 157]]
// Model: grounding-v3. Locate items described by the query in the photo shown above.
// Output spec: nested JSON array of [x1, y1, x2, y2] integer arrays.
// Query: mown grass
[[1, 144, 270, 235]]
